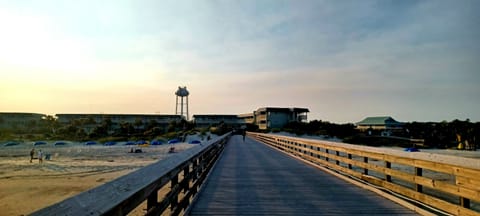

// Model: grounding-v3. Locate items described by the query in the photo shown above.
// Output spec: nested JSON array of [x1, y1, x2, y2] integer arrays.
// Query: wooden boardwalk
[[187, 135, 418, 215]]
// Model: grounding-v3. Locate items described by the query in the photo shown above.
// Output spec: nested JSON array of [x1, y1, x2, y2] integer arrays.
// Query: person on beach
[[242, 129, 246, 142], [30, 148, 35, 163], [38, 149, 43, 164]]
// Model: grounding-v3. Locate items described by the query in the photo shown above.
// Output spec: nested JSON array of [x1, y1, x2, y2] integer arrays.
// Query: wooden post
[[415, 167, 423, 192], [317, 147, 321, 159], [192, 159, 198, 181], [183, 166, 190, 193], [363, 157, 368, 175], [348, 154, 352, 169], [171, 175, 178, 210], [385, 161, 392, 182], [147, 190, 158, 212], [336, 151, 340, 165], [460, 197, 471, 209]]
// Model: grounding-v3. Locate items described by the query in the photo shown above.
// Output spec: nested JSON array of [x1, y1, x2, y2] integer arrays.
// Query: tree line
[[1, 115, 478, 150], [0, 115, 197, 142], [260, 119, 478, 150]]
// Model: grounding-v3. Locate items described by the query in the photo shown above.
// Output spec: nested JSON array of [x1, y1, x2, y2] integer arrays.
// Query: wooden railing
[[249, 132, 480, 216], [32, 133, 231, 216]]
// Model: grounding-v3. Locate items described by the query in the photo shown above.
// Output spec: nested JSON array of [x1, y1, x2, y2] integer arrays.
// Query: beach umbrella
[[104, 141, 116, 146], [151, 140, 163, 145], [189, 140, 201, 144], [136, 140, 147, 145], [54, 141, 67, 146], [125, 141, 136, 145], [404, 147, 420, 152], [85, 141, 96, 145], [168, 139, 180, 144], [4, 142, 19, 147], [34, 141, 47, 146]]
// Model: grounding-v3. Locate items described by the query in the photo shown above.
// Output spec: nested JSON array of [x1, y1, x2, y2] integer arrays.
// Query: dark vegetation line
[[0, 116, 229, 144], [251, 119, 479, 149], [1, 115, 478, 150]]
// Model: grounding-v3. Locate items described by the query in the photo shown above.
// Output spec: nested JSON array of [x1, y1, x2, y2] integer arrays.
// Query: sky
[[0, 0, 479, 123]]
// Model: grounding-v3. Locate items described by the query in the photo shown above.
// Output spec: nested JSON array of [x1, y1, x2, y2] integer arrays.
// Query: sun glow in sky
[[1, 0, 479, 123]]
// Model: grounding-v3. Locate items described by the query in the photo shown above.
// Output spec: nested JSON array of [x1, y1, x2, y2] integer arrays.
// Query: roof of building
[[0, 112, 46, 117], [356, 116, 403, 126], [193, 114, 238, 118], [238, 113, 254, 118], [256, 107, 310, 113], [55, 114, 181, 118]]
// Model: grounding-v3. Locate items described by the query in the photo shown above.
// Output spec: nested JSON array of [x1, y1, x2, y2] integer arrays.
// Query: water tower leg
[[176, 96, 178, 115], [181, 97, 184, 118]]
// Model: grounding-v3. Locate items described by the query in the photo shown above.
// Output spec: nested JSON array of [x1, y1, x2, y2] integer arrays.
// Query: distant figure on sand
[[38, 150, 43, 164], [242, 129, 246, 142], [30, 148, 35, 163]]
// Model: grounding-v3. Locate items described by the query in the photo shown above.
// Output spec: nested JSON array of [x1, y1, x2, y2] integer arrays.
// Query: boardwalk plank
[[187, 135, 417, 215]]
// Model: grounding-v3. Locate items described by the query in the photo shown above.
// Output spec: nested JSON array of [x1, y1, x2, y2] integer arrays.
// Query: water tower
[[175, 86, 189, 120]]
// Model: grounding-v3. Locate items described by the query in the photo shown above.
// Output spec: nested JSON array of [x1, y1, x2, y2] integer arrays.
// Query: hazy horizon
[[1, 1, 479, 123]]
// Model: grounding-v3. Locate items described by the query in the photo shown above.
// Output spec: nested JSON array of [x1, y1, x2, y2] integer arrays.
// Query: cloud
[[1, 1, 479, 122]]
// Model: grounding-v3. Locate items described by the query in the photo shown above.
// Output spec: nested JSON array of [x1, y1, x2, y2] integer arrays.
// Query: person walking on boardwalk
[[38, 149, 43, 164], [242, 129, 246, 142], [30, 148, 35, 163]]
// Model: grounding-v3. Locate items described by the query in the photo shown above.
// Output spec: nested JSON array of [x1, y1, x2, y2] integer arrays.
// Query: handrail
[[249, 132, 480, 216], [32, 133, 231, 216]]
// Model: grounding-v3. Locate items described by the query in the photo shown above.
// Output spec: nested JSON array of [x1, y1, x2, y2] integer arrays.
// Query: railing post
[[348, 154, 352, 169], [363, 157, 368, 175], [183, 165, 190, 193], [191, 159, 199, 197], [385, 161, 392, 182], [326, 149, 329, 162], [461, 197, 471, 209], [335, 151, 340, 165], [415, 167, 423, 192], [147, 190, 158, 212], [192, 158, 198, 181], [170, 175, 179, 211], [317, 147, 321, 159]]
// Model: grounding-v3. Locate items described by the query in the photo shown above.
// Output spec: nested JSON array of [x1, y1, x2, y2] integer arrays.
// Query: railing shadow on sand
[[32, 133, 231, 216]]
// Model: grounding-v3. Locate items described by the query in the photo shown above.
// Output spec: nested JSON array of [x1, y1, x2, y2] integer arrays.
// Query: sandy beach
[[0, 142, 195, 216], [1, 136, 479, 216]]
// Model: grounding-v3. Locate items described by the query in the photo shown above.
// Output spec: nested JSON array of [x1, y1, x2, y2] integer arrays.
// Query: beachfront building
[[193, 115, 243, 128], [0, 112, 46, 129], [238, 113, 255, 124], [193, 107, 309, 130], [355, 116, 404, 135], [252, 107, 309, 130]]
